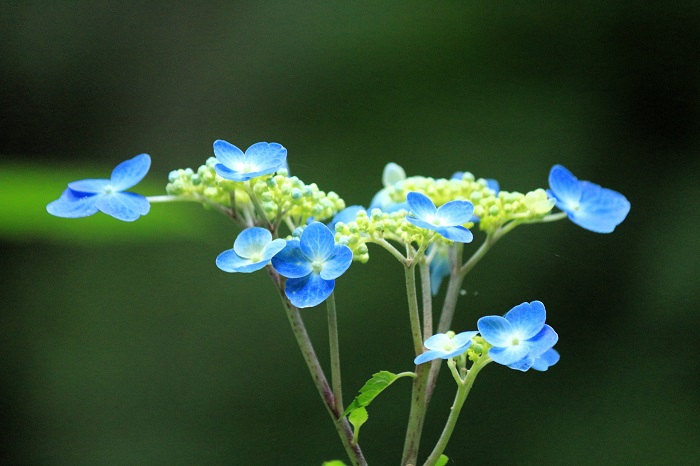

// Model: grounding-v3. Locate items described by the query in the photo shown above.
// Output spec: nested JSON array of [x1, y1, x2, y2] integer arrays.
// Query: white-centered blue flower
[[216, 227, 286, 273], [369, 162, 409, 213], [531, 348, 560, 372], [477, 301, 558, 372], [271, 222, 353, 308], [547, 164, 630, 233], [405, 192, 474, 243], [213, 140, 287, 182], [414, 331, 478, 365], [46, 153, 151, 222]]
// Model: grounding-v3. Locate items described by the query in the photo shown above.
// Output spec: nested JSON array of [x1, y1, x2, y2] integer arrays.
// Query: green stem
[[327, 292, 343, 415], [267, 268, 367, 466], [401, 362, 429, 466], [401, 257, 429, 466], [423, 357, 490, 466], [245, 181, 273, 229], [371, 236, 408, 265], [419, 261, 433, 341]]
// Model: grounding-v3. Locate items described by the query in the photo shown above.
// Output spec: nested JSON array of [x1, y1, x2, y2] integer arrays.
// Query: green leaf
[[436, 454, 450, 466], [343, 370, 402, 417], [348, 406, 368, 444], [322, 461, 347, 466]]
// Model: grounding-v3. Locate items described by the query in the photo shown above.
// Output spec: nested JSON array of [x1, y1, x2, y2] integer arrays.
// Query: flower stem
[[419, 261, 433, 341], [267, 267, 367, 466], [401, 260, 429, 466], [327, 292, 344, 415], [423, 357, 490, 466]]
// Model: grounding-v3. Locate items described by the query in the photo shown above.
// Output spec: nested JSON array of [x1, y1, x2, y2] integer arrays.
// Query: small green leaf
[[348, 406, 368, 444], [436, 454, 450, 466], [343, 370, 401, 417], [322, 461, 347, 466]]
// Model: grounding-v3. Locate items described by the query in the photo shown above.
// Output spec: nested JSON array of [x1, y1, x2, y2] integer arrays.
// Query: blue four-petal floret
[[548, 164, 630, 233], [477, 300, 558, 372], [213, 140, 287, 182], [405, 192, 474, 243], [271, 222, 353, 308], [46, 153, 151, 222], [414, 331, 478, 365], [216, 227, 287, 273]]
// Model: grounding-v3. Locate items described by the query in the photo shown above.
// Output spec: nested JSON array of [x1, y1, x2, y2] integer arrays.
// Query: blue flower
[[531, 348, 560, 372], [46, 154, 151, 222], [271, 222, 353, 308], [547, 164, 630, 233], [428, 243, 451, 296], [216, 227, 286, 273], [477, 301, 558, 372], [213, 140, 287, 182], [405, 192, 474, 243], [369, 162, 409, 213], [414, 331, 478, 365]]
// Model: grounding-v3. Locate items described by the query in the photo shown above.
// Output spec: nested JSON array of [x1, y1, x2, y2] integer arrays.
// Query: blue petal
[[435, 225, 473, 243], [382, 162, 406, 187], [503, 301, 546, 340], [407, 192, 437, 221], [406, 217, 438, 231], [477, 316, 513, 347], [414, 350, 444, 365], [423, 333, 451, 351], [328, 205, 365, 230], [451, 331, 478, 348], [216, 250, 262, 273], [320, 244, 353, 280], [214, 163, 250, 182], [532, 348, 560, 371], [110, 153, 151, 191], [260, 238, 287, 261], [68, 179, 111, 194], [46, 188, 99, 218], [507, 355, 535, 371], [213, 139, 245, 168], [436, 200, 474, 226], [486, 179, 500, 193], [271, 239, 313, 278], [489, 344, 530, 366], [285, 273, 335, 308], [570, 182, 631, 233], [300, 222, 335, 261], [233, 227, 272, 258], [429, 244, 451, 296], [525, 325, 558, 357], [548, 164, 582, 206], [244, 142, 287, 170], [95, 192, 150, 221]]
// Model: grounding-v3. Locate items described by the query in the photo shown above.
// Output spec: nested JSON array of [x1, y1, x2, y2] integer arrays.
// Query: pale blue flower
[[548, 164, 630, 233], [328, 205, 365, 230], [405, 192, 474, 243], [47, 154, 151, 222], [477, 301, 558, 372], [213, 140, 287, 182], [271, 222, 353, 308], [414, 331, 478, 365], [216, 227, 286, 273], [428, 243, 451, 296]]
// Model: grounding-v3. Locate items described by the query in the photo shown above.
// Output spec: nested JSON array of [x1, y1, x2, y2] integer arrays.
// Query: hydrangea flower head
[[216, 227, 286, 273], [477, 301, 558, 372], [414, 331, 478, 364], [548, 164, 630, 233], [213, 140, 287, 182], [271, 222, 353, 308], [405, 192, 474, 243], [47, 154, 151, 222], [328, 205, 365, 230], [369, 162, 409, 213]]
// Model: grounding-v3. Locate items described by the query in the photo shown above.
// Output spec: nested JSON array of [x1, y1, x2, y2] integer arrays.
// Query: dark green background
[[1, 2, 698, 465]]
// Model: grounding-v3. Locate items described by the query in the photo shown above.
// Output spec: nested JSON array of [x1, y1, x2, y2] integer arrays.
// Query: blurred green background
[[1, 2, 698, 465]]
